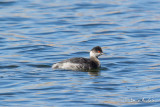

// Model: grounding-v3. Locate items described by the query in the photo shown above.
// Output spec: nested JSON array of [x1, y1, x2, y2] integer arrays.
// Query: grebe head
[[90, 46, 104, 58]]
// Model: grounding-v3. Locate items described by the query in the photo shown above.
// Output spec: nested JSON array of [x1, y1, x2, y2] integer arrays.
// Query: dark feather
[[59, 57, 98, 70]]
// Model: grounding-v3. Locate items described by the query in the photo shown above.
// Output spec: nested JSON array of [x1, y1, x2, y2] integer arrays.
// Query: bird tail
[[52, 63, 59, 69]]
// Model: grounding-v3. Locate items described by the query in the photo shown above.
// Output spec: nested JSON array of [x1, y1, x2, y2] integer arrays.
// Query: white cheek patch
[[90, 51, 96, 57], [90, 51, 101, 58]]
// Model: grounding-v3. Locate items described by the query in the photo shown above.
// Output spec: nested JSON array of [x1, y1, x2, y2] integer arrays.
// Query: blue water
[[1, 0, 160, 106]]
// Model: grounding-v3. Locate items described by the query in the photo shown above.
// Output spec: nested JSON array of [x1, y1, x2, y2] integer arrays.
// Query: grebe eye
[[98, 51, 101, 53]]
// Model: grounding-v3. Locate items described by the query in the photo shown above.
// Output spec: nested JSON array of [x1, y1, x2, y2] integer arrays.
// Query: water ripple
[[0, 0, 160, 106], [0, 1, 16, 6]]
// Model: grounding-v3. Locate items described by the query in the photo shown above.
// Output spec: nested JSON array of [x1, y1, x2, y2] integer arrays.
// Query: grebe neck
[[90, 51, 100, 67]]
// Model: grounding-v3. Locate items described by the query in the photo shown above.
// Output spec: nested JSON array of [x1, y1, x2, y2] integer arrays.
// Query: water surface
[[0, 0, 160, 106]]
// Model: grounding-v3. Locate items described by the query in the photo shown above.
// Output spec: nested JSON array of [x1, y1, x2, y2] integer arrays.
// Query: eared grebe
[[52, 46, 104, 71]]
